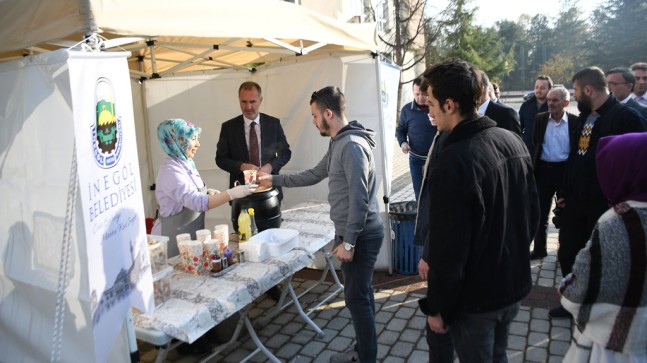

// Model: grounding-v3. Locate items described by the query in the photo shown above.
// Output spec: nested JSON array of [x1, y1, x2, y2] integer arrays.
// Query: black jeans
[[557, 196, 608, 277], [533, 161, 566, 253], [340, 234, 382, 363], [426, 323, 454, 363], [450, 303, 520, 363]]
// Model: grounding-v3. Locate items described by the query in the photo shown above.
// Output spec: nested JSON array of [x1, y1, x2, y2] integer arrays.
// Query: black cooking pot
[[231, 187, 282, 233]]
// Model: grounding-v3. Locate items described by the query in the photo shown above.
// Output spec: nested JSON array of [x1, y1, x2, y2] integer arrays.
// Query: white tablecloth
[[133, 201, 334, 343]]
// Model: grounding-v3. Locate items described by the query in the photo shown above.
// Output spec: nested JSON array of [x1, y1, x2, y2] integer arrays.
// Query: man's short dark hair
[[413, 76, 424, 88], [606, 67, 636, 86], [310, 86, 346, 118], [630, 62, 647, 72], [422, 58, 482, 117], [572, 67, 607, 92], [239, 81, 262, 96], [537, 75, 553, 89]]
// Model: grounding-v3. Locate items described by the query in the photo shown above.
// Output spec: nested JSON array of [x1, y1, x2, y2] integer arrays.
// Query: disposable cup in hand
[[243, 169, 257, 185]]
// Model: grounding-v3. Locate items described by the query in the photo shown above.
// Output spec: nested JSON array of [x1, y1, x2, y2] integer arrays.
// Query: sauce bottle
[[248, 208, 259, 236], [238, 209, 251, 242]]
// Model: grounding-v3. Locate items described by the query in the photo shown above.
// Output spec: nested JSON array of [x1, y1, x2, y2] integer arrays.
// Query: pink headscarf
[[596, 132, 647, 205]]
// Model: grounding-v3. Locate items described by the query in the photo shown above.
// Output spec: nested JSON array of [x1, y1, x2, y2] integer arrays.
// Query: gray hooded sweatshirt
[[272, 120, 383, 245]]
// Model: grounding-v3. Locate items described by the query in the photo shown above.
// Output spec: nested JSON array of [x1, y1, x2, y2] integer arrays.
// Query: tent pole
[[125, 310, 140, 363], [373, 55, 394, 276]]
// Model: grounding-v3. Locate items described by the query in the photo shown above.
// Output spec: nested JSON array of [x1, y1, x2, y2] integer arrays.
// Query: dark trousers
[[557, 196, 608, 277], [409, 155, 426, 202], [450, 303, 520, 363], [340, 234, 382, 363], [533, 161, 566, 254], [426, 323, 454, 363]]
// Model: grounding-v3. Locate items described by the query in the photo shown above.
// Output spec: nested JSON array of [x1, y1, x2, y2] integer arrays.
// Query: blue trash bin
[[389, 201, 421, 275]]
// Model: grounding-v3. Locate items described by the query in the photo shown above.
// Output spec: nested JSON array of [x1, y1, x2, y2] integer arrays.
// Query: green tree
[[426, 0, 514, 81], [538, 53, 576, 85], [589, 0, 647, 69]]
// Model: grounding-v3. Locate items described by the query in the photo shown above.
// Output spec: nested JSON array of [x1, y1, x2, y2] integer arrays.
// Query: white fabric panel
[[0, 0, 376, 75], [0, 50, 129, 363]]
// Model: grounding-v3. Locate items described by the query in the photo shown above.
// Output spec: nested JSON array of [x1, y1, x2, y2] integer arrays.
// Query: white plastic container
[[152, 265, 173, 307], [147, 234, 169, 273], [239, 228, 299, 262]]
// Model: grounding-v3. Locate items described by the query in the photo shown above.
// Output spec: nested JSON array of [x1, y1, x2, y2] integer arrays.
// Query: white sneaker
[[330, 346, 359, 363]]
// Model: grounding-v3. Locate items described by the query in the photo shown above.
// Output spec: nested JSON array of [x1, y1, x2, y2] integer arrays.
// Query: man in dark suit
[[606, 67, 647, 119], [519, 75, 552, 156], [549, 67, 647, 319], [478, 72, 522, 135], [530, 87, 578, 260], [216, 81, 292, 201]]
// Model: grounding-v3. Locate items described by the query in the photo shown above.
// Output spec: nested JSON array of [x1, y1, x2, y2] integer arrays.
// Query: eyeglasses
[[607, 81, 630, 86]]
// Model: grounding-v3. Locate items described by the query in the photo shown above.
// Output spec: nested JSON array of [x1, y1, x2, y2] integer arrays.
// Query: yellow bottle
[[237, 209, 251, 242]]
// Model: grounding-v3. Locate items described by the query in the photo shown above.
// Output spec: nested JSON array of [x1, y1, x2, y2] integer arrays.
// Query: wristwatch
[[343, 242, 354, 251]]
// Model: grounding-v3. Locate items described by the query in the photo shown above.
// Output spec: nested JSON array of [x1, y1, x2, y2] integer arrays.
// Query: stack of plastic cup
[[177, 239, 206, 275], [213, 224, 229, 253]]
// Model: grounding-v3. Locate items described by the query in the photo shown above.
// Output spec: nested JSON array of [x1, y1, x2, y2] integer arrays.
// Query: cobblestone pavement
[[139, 140, 573, 363]]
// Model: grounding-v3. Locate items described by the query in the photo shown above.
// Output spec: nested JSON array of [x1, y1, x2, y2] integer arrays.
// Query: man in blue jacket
[[419, 58, 540, 362], [396, 77, 437, 201]]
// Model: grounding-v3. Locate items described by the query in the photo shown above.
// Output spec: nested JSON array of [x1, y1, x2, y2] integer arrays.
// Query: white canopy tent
[[0, 1, 402, 360]]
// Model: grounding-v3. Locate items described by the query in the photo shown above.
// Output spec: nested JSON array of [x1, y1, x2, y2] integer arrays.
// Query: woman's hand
[[226, 185, 257, 200]]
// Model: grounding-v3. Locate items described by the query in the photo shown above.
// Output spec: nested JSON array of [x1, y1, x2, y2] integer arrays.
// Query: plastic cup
[[214, 224, 229, 252], [196, 229, 211, 242], [176, 233, 191, 243], [243, 169, 257, 185], [177, 240, 206, 275]]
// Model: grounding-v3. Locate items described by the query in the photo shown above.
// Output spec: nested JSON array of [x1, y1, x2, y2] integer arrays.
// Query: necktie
[[249, 122, 260, 166]]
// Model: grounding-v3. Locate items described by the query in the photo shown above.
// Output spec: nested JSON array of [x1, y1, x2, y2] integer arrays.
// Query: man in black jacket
[[530, 86, 578, 260], [419, 58, 540, 362], [549, 66, 647, 319], [519, 75, 552, 156], [478, 71, 522, 135]]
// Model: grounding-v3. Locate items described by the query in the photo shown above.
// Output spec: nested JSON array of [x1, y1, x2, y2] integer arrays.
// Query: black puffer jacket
[[422, 116, 540, 324]]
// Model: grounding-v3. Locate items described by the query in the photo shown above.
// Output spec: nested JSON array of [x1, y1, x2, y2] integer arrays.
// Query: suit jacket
[[531, 111, 578, 169], [215, 113, 291, 199], [625, 98, 647, 119], [485, 101, 522, 135]]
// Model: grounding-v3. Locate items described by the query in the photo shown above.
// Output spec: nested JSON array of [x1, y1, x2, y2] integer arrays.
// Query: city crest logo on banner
[[93, 77, 123, 168]]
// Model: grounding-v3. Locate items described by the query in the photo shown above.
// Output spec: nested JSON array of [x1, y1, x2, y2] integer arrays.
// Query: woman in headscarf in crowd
[[152, 118, 255, 257], [560, 132, 647, 362]]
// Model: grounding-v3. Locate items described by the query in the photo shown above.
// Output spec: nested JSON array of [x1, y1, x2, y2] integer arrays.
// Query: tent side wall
[[136, 53, 395, 269], [0, 50, 131, 363]]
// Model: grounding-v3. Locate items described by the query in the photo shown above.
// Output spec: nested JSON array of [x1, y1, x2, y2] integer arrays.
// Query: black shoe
[[266, 285, 283, 302], [176, 336, 213, 355], [549, 306, 572, 319], [529, 250, 548, 260]]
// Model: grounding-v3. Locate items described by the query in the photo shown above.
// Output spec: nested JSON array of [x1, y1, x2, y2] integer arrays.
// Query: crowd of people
[[395, 60, 647, 363], [150, 57, 647, 362]]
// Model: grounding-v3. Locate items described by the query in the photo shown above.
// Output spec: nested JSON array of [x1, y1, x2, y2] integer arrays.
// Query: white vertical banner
[[68, 52, 153, 363], [377, 60, 401, 192]]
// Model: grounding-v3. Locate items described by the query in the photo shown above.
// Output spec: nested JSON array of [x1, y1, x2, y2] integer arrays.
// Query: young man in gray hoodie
[[258, 86, 383, 363]]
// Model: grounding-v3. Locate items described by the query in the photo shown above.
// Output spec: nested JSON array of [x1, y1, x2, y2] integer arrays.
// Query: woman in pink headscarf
[[559, 132, 647, 362]]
